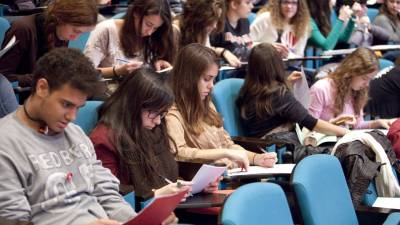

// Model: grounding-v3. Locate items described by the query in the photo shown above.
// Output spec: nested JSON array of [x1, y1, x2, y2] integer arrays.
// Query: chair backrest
[[68, 31, 91, 52], [212, 78, 244, 137], [74, 100, 103, 135], [111, 12, 126, 19], [221, 182, 294, 225], [292, 154, 359, 225], [0, 17, 10, 46], [367, 8, 379, 21], [379, 58, 394, 70]]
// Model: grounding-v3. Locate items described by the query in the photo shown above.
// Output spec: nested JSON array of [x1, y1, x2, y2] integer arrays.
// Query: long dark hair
[[306, 0, 331, 36], [179, 0, 225, 47], [98, 69, 175, 183], [170, 43, 223, 135], [44, 0, 98, 48], [120, 0, 175, 64], [380, 0, 400, 27], [237, 43, 289, 119]]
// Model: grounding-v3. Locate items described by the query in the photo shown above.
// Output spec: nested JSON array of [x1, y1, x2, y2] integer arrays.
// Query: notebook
[[123, 189, 188, 225]]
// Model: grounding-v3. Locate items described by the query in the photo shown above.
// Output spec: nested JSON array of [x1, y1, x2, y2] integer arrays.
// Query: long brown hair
[[268, 0, 311, 39], [170, 43, 223, 135], [306, 0, 331, 36], [98, 69, 175, 184], [44, 0, 98, 48], [329, 47, 379, 116], [179, 0, 225, 47], [237, 43, 289, 119], [120, 0, 175, 64], [379, 0, 400, 28]]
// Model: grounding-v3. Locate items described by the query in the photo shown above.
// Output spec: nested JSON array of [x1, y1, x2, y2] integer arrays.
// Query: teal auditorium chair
[[379, 58, 394, 70], [74, 100, 103, 135], [68, 31, 91, 52], [111, 12, 126, 19], [367, 8, 379, 21], [220, 182, 294, 225], [292, 154, 400, 225], [212, 78, 287, 162], [212, 78, 244, 137], [0, 16, 10, 46]]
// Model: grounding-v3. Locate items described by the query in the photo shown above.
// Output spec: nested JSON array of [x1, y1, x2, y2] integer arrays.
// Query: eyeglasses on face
[[147, 110, 168, 119], [280, 0, 298, 5]]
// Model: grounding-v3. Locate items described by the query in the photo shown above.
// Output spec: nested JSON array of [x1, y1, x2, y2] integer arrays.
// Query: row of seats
[[220, 154, 400, 225]]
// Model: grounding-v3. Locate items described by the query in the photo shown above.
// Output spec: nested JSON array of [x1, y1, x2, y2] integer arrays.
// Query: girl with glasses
[[167, 43, 277, 169], [250, 0, 310, 59]]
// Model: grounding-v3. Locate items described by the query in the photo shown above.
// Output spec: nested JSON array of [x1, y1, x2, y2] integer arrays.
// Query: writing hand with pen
[[154, 179, 193, 202], [115, 58, 144, 75]]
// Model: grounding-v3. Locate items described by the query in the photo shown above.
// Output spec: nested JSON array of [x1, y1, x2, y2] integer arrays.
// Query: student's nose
[[66, 108, 77, 122]]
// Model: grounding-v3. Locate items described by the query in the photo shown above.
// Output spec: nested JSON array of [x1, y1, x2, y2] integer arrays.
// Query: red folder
[[123, 190, 187, 225]]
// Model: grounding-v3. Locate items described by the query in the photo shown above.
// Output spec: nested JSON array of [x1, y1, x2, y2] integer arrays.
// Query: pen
[[161, 175, 182, 188], [116, 58, 131, 63]]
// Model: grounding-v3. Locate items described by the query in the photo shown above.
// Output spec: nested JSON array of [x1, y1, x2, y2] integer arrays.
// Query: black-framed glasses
[[147, 110, 168, 119]]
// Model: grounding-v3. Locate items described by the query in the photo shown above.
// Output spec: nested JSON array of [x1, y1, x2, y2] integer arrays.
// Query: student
[[364, 65, 400, 119], [90, 69, 193, 199], [84, 0, 175, 78], [373, 0, 400, 61], [309, 47, 395, 129], [249, 0, 311, 58], [236, 43, 348, 138], [0, 74, 18, 118], [210, 0, 254, 61], [0, 48, 135, 225], [0, 0, 98, 88], [306, 0, 355, 50], [177, 0, 242, 67], [167, 43, 277, 169], [373, 0, 400, 42]]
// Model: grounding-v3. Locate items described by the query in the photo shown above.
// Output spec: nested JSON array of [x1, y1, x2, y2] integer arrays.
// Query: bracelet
[[252, 154, 257, 165], [112, 65, 120, 79], [221, 48, 227, 58]]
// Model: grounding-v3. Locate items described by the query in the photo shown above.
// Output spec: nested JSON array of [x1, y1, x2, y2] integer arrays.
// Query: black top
[[210, 18, 251, 60], [364, 66, 400, 118], [239, 90, 318, 138]]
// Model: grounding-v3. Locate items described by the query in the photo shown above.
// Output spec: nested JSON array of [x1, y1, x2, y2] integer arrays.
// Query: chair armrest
[[356, 205, 400, 225], [232, 136, 285, 153]]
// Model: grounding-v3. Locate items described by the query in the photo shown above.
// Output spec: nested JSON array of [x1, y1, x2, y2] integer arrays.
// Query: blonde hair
[[329, 48, 379, 116], [267, 0, 311, 40]]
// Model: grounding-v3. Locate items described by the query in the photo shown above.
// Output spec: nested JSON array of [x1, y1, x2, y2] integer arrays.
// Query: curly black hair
[[32, 47, 100, 97]]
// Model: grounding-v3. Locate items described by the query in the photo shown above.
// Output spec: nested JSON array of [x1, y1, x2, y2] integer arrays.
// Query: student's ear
[[230, 0, 238, 10], [35, 78, 50, 98]]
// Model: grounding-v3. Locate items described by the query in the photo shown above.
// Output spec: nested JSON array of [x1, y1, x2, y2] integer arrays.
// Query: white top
[[84, 19, 142, 68], [250, 11, 309, 57]]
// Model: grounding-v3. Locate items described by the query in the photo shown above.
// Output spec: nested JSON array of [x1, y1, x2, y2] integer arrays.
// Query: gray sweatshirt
[[0, 112, 136, 225]]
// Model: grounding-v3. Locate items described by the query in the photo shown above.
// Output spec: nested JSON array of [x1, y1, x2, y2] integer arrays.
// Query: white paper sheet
[[292, 66, 310, 109], [372, 197, 400, 209], [227, 164, 295, 177], [191, 164, 226, 194]]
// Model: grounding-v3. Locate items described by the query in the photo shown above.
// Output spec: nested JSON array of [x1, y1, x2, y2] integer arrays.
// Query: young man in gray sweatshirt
[[0, 48, 136, 225]]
